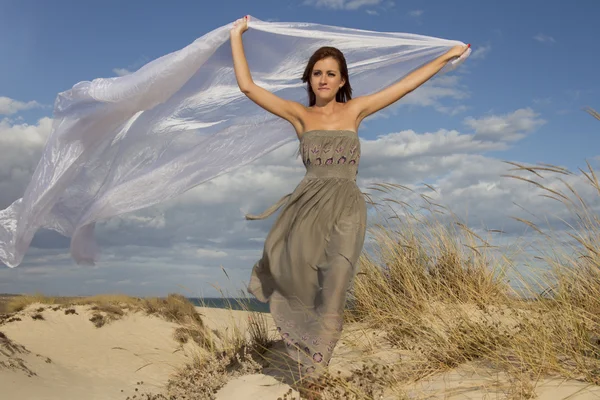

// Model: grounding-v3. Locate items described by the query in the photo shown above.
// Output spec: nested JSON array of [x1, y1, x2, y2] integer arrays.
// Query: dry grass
[[3, 292, 213, 349], [0, 294, 20, 314], [0, 330, 38, 377], [336, 108, 600, 396], [4, 293, 134, 314], [137, 346, 264, 400], [136, 294, 278, 400]]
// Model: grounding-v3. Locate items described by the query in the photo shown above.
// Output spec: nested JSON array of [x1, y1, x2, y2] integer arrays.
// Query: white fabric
[[0, 16, 470, 268]]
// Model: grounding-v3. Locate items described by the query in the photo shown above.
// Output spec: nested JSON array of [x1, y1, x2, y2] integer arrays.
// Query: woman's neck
[[312, 99, 340, 114]]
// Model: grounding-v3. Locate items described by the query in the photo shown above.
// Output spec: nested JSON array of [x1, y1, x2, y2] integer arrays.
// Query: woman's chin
[[315, 93, 336, 102]]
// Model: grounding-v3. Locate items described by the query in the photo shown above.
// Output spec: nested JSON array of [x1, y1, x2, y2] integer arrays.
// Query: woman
[[231, 14, 469, 387]]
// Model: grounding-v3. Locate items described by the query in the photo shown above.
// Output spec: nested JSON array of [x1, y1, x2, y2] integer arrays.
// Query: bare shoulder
[[287, 101, 310, 136], [345, 96, 369, 120], [345, 96, 365, 109], [288, 100, 309, 117], [343, 98, 367, 128]]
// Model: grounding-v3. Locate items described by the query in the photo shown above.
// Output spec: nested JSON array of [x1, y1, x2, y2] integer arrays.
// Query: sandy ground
[[1, 303, 599, 400], [0, 303, 198, 399]]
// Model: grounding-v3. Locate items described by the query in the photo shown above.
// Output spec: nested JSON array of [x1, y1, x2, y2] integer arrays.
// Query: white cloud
[[103, 213, 167, 230], [112, 56, 150, 77], [0, 117, 53, 208], [388, 74, 470, 116], [112, 68, 132, 77], [1, 105, 585, 298], [0, 97, 42, 115], [436, 105, 469, 116], [196, 249, 228, 258], [463, 108, 545, 142], [534, 33, 556, 44], [303, 0, 383, 10], [471, 44, 491, 60], [408, 10, 424, 17]]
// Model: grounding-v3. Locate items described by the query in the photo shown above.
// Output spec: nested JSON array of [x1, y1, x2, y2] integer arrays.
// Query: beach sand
[[1, 301, 599, 399]]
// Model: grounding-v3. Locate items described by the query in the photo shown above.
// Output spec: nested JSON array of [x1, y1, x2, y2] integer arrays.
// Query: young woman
[[231, 14, 469, 389]]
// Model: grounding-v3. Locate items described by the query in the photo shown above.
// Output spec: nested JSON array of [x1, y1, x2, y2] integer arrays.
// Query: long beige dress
[[247, 129, 367, 378]]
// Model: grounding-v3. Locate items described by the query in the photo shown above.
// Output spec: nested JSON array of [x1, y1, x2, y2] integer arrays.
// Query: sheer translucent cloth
[[0, 16, 470, 267]]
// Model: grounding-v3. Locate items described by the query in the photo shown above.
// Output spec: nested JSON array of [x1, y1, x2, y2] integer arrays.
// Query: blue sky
[[1, 0, 598, 166], [0, 0, 600, 294]]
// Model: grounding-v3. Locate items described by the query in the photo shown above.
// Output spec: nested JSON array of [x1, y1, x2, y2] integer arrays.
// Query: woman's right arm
[[230, 17, 304, 130]]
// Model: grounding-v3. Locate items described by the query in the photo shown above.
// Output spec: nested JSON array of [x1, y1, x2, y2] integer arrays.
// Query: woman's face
[[310, 57, 345, 102]]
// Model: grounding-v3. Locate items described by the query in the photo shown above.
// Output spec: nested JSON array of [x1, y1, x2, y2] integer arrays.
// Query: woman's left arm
[[352, 44, 470, 123]]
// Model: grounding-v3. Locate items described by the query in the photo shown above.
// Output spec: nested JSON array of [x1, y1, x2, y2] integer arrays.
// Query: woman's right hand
[[230, 16, 249, 36]]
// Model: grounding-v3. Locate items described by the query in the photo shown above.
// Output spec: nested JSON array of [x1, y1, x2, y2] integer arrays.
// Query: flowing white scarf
[[0, 16, 470, 268]]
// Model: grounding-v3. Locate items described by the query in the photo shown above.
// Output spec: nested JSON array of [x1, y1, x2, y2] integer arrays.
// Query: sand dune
[[1, 301, 599, 400], [0, 303, 196, 399]]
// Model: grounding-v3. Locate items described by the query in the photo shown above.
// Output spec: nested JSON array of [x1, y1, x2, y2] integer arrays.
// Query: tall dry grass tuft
[[144, 293, 213, 348], [349, 183, 513, 379], [500, 156, 600, 383], [200, 268, 277, 358], [139, 276, 278, 400], [344, 108, 600, 393]]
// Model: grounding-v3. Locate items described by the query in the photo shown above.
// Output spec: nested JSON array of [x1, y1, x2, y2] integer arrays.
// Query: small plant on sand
[[139, 283, 279, 399], [31, 313, 44, 321], [89, 313, 106, 328], [144, 293, 213, 348], [297, 362, 402, 400], [0, 331, 37, 376], [138, 342, 263, 400]]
